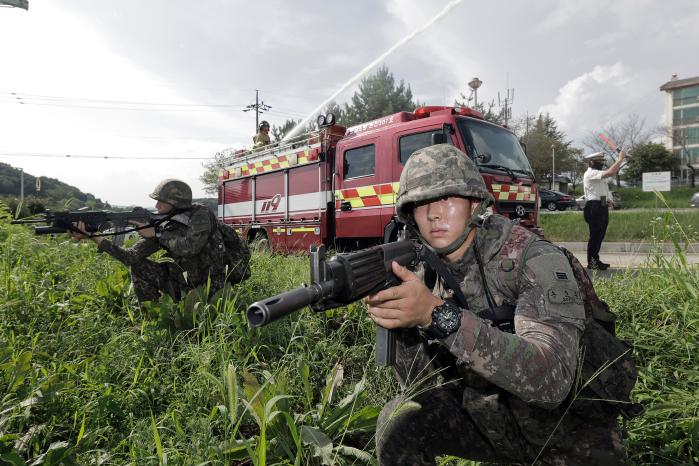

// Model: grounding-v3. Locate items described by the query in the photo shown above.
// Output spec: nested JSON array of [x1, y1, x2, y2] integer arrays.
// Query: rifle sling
[[78, 210, 180, 238], [418, 243, 516, 329]]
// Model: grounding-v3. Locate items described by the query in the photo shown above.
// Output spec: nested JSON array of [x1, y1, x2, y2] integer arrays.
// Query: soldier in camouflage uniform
[[73, 179, 236, 303], [365, 145, 627, 465]]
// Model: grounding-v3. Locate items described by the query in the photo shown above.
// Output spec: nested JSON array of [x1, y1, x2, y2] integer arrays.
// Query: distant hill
[[0, 162, 109, 216]]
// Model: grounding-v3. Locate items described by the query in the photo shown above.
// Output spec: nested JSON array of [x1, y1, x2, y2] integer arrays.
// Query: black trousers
[[583, 200, 609, 265]]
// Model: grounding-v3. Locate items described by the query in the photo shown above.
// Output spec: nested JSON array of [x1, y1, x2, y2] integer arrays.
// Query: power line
[[0, 91, 247, 112], [0, 151, 213, 160], [243, 90, 272, 131]]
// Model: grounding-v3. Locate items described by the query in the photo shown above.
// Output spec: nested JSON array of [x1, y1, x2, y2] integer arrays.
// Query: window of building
[[673, 107, 699, 125], [673, 86, 699, 107], [344, 144, 375, 179], [399, 130, 452, 165], [673, 127, 699, 146]]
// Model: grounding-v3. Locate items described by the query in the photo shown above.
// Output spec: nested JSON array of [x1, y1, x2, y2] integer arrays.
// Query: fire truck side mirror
[[520, 140, 528, 154], [431, 133, 447, 145]]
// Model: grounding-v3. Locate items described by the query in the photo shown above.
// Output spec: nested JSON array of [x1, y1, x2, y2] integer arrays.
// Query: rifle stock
[[246, 240, 423, 366]]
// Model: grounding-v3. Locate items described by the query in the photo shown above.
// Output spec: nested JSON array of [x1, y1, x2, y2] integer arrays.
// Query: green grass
[[1, 205, 698, 465], [616, 187, 697, 209], [541, 210, 699, 243], [566, 186, 697, 209]]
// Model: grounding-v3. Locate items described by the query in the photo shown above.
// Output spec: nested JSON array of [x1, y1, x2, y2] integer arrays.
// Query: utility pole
[[20, 168, 24, 203], [497, 88, 514, 126], [243, 90, 272, 132], [551, 145, 555, 190]]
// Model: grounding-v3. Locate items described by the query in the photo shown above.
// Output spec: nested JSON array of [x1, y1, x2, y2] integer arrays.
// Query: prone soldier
[[365, 145, 634, 465]]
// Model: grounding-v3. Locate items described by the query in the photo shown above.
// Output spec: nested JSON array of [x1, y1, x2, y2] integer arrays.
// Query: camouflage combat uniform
[[376, 145, 627, 466], [97, 203, 231, 303]]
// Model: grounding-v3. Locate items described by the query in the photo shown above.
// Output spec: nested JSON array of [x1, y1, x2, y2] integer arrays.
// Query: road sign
[[642, 171, 671, 192]]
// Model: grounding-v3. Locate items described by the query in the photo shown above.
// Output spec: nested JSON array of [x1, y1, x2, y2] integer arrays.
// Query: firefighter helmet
[[149, 179, 192, 209], [395, 144, 494, 255], [259, 120, 270, 130]]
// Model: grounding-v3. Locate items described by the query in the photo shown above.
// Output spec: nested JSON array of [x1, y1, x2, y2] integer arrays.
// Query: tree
[[517, 114, 578, 188], [342, 66, 419, 126], [200, 149, 231, 195], [453, 95, 505, 125], [623, 142, 676, 183], [271, 119, 300, 142], [583, 113, 653, 187]]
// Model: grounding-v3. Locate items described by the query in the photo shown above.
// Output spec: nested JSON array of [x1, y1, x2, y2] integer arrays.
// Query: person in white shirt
[[582, 149, 626, 270]]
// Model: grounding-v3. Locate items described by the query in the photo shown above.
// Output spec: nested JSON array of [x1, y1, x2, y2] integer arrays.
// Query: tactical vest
[[477, 224, 643, 421]]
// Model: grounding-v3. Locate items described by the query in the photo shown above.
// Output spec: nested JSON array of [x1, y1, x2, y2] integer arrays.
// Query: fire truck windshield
[[456, 117, 534, 178]]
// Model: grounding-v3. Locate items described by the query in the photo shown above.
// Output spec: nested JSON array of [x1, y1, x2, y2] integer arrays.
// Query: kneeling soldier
[[366, 145, 631, 465]]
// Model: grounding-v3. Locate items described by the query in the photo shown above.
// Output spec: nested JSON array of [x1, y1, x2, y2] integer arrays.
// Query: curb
[[557, 242, 699, 254]]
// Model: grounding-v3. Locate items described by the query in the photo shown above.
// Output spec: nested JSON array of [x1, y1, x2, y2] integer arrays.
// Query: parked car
[[539, 189, 575, 211], [691, 192, 699, 208], [574, 191, 623, 210]]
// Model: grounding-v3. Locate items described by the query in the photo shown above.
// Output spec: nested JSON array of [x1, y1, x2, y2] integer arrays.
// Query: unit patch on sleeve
[[547, 286, 583, 305]]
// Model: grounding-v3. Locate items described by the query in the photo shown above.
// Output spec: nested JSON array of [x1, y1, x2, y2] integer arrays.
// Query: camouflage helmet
[[396, 144, 493, 225], [149, 179, 192, 209]]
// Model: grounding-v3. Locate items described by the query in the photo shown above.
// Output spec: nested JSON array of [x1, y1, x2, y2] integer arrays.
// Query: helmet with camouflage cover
[[149, 179, 192, 209], [396, 144, 494, 255]]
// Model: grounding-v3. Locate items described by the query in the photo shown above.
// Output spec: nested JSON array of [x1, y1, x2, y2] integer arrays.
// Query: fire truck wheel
[[251, 234, 270, 252]]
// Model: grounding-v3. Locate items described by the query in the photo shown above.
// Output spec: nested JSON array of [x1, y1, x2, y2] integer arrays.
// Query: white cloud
[[539, 63, 645, 140], [0, 0, 697, 204]]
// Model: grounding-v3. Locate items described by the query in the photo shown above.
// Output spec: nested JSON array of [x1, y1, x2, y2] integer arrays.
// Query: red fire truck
[[217, 106, 541, 252]]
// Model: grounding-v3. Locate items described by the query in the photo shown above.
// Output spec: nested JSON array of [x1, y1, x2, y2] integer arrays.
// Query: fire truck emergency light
[[316, 113, 336, 128]]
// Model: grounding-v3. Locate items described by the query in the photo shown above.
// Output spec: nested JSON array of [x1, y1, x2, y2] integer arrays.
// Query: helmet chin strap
[[411, 201, 489, 257]]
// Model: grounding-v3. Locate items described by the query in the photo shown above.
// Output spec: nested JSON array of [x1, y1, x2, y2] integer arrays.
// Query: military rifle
[[247, 240, 431, 366], [10, 207, 171, 240]]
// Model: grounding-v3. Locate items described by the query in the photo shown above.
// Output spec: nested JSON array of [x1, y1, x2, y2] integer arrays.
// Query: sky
[[0, 0, 697, 206]]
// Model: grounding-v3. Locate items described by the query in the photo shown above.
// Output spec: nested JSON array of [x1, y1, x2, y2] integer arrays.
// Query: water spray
[[283, 0, 464, 141]]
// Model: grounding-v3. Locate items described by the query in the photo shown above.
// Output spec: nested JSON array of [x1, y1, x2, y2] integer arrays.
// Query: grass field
[[615, 187, 698, 209], [541, 209, 699, 243], [1, 208, 698, 465], [566, 186, 697, 209]]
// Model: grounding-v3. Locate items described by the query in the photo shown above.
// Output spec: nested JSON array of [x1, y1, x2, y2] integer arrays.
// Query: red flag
[[598, 133, 618, 152]]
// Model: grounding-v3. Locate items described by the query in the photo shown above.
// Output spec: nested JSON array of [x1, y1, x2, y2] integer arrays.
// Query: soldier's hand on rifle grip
[[69, 221, 89, 241], [364, 261, 444, 329], [128, 220, 156, 239], [70, 221, 104, 245]]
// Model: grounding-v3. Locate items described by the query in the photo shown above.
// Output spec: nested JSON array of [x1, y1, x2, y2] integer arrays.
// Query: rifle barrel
[[247, 281, 333, 327]]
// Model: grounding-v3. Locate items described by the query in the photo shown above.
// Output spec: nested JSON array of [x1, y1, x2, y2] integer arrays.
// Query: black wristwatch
[[420, 300, 463, 340]]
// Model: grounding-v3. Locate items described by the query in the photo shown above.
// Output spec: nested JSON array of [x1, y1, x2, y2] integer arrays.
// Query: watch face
[[434, 302, 461, 333]]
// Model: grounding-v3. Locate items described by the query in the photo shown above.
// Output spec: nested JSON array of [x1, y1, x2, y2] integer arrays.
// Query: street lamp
[[551, 144, 555, 190], [468, 77, 482, 107]]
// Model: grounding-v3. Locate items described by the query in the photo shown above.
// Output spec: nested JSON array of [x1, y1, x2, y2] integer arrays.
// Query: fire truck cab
[[218, 106, 540, 252]]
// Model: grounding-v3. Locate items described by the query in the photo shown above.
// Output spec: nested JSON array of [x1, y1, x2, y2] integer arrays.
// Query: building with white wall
[[660, 74, 699, 183]]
